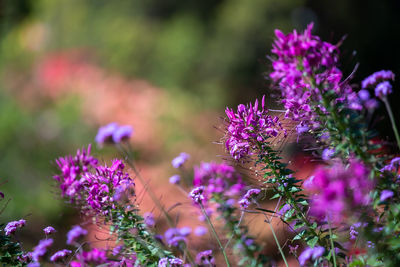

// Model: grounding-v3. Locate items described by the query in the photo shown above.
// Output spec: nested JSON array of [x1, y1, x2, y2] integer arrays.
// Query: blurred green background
[[0, 0, 399, 250]]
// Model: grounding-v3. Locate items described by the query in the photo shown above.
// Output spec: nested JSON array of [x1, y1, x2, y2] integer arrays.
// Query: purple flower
[[27, 262, 40, 267], [308, 160, 373, 222], [375, 81, 393, 98], [144, 212, 155, 227], [270, 23, 347, 126], [43, 226, 56, 235], [189, 186, 205, 205], [238, 189, 261, 209], [95, 123, 133, 145], [66, 225, 87, 245], [322, 148, 335, 161], [50, 249, 72, 262], [112, 245, 123, 256], [32, 238, 53, 261], [380, 190, 394, 202], [164, 227, 190, 247], [179, 227, 191, 237], [112, 125, 133, 143], [361, 70, 395, 89], [53, 145, 98, 201], [193, 162, 245, 202], [95, 122, 119, 144], [4, 219, 26, 235], [196, 250, 215, 266], [158, 257, 184, 267], [169, 174, 181, 185], [358, 89, 370, 101], [278, 204, 291, 216], [298, 246, 325, 266], [225, 96, 285, 160], [194, 226, 207, 236], [171, 152, 190, 168], [76, 248, 108, 265]]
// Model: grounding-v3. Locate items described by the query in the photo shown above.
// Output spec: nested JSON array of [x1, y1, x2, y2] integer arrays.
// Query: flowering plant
[[1, 24, 400, 267]]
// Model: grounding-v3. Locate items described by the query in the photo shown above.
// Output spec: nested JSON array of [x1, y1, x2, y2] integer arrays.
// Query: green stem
[[383, 97, 400, 151], [200, 204, 231, 267], [328, 219, 337, 267], [257, 203, 288, 267]]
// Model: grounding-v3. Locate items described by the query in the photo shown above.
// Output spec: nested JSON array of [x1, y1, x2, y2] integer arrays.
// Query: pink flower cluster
[[54, 146, 134, 216], [270, 23, 364, 128], [305, 160, 373, 222], [225, 96, 285, 160], [53, 145, 98, 201]]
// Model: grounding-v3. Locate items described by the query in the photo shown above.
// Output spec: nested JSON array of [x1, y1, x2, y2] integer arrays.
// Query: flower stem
[[328, 219, 337, 267], [200, 204, 231, 267], [257, 203, 288, 267], [383, 97, 400, 150]]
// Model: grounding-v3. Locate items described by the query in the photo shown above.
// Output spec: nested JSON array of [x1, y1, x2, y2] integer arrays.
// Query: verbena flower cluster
[[2, 24, 400, 267]]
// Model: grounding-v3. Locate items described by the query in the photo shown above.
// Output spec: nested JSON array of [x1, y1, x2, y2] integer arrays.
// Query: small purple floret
[[169, 174, 181, 185], [375, 81, 393, 98], [50, 249, 72, 262], [66, 225, 88, 245], [361, 70, 395, 89], [380, 190, 394, 202], [4, 219, 26, 235], [194, 226, 207, 236], [171, 152, 190, 168], [32, 238, 53, 261], [43, 226, 56, 235]]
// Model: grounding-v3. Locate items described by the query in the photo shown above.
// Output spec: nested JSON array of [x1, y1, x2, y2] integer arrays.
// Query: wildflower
[[95, 122, 119, 144], [112, 245, 124, 256], [27, 262, 40, 267], [380, 190, 394, 202], [239, 189, 261, 209], [298, 246, 325, 266], [358, 89, 370, 101], [380, 157, 400, 172], [278, 204, 291, 217], [196, 250, 215, 266], [307, 160, 373, 222], [171, 152, 190, 168], [225, 96, 285, 160], [66, 225, 87, 245], [189, 186, 205, 205], [4, 219, 26, 235], [50, 249, 72, 262], [158, 257, 184, 267], [144, 212, 155, 227], [76, 248, 108, 265], [164, 227, 190, 247], [193, 162, 245, 201], [95, 123, 133, 145], [194, 226, 207, 236], [322, 148, 335, 160], [361, 70, 395, 89], [112, 125, 133, 143], [53, 145, 98, 201], [169, 174, 181, 184], [375, 81, 393, 98], [270, 23, 344, 125], [43, 226, 56, 235], [32, 238, 53, 261]]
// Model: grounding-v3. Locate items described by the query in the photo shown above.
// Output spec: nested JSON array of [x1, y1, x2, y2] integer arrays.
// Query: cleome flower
[[305, 160, 373, 223], [225, 96, 285, 160]]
